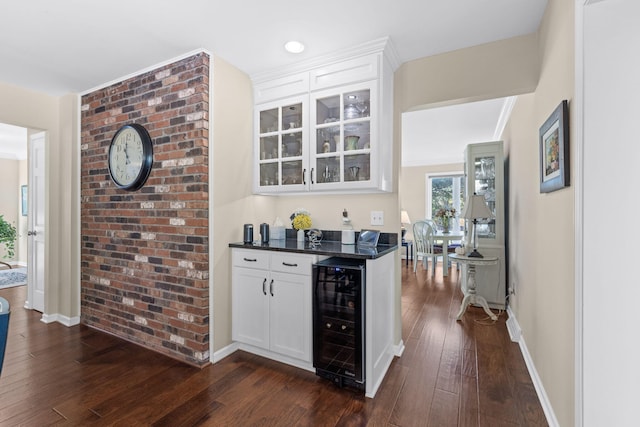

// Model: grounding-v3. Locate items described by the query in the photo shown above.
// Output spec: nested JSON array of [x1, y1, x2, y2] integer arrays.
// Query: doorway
[[0, 123, 46, 313]]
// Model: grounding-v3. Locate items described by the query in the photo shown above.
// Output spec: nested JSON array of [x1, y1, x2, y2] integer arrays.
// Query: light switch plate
[[370, 210, 384, 226]]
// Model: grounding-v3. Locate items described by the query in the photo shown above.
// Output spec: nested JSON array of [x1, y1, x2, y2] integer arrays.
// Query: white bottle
[[341, 209, 355, 245]]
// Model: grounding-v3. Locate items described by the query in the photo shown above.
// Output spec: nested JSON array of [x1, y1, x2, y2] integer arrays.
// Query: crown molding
[[251, 37, 400, 84], [80, 48, 212, 96]]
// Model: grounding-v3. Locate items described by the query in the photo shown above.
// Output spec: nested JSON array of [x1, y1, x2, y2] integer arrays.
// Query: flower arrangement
[[290, 208, 312, 230], [434, 206, 456, 232]]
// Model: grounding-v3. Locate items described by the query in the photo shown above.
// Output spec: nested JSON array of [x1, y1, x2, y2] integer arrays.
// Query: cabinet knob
[[326, 323, 332, 329], [341, 325, 347, 330], [269, 279, 274, 297], [262, 278, 267, 295]]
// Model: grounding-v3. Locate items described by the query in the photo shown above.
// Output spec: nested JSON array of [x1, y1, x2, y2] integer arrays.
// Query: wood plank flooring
[[0, 262, 547, 426]]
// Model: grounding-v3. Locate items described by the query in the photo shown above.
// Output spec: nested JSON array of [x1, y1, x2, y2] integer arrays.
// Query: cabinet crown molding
[[251, 37, 400, 85]]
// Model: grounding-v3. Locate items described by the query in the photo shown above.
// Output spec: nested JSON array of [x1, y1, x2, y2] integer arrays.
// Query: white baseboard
[[506, 307, 560, 427], [212, 342, 239, 363], [393, 339, 405, 357], [40, 313, 80, 326]]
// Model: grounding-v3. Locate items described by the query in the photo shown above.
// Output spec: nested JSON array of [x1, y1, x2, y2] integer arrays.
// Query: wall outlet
[[370, 210, 384, 226]]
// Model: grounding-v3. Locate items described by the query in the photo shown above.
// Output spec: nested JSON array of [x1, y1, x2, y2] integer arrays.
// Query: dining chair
[[427, 218, 461, 272], [412, 220, 443, 276]]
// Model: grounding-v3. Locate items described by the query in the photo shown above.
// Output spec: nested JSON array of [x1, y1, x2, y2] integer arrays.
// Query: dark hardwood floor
[[0, 261, 547, 426]]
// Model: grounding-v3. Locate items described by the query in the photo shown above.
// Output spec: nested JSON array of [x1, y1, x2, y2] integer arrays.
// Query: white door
[[27, 132, 45, 313]]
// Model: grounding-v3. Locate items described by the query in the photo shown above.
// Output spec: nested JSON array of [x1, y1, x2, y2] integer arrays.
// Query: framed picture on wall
[[539, 100, 570, 193], [21, 185, 27, 216]]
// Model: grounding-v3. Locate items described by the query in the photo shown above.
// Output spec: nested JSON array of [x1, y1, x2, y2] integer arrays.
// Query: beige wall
[[211, 55, 277, 352], [502, 0, 575, 425], [396, 33, 539, 113]]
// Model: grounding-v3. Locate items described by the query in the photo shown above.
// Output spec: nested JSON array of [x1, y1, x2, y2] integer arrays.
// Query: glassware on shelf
[[356, 102, 369, 117], [349, 166, 360, 180], [345, 135, 360, 151]]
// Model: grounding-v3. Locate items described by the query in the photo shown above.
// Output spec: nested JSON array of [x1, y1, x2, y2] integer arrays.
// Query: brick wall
[[80, 52, 210, 366]]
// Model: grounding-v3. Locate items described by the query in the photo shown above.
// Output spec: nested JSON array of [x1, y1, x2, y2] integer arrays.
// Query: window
[[426, 173, 465, 231]]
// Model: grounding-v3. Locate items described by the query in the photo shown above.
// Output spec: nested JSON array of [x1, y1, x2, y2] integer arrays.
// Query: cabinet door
[[232, 267, 270, 349], [254, 96, 309, 193], [310, 82, 377, 191], [268, 271, 312, 362], [465, 141, 504, 245]]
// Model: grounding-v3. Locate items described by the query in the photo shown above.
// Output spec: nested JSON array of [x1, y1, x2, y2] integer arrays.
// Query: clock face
[[108, 124, 153, 191]]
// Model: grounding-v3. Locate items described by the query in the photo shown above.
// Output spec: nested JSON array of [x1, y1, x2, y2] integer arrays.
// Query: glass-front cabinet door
[[255, 96, 308, 193], [472, 154, 497, 239], [464, 141, 505, 246], [310, 82, 376, 190]]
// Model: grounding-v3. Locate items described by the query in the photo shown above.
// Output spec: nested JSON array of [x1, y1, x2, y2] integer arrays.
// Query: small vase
[[297, 229, 305, 243], [441, 219, 450, 234]]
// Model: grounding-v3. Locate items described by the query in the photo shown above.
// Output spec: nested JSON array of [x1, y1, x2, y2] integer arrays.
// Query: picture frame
[[21, 185, 27, 216], [539, 100, 570, 193]]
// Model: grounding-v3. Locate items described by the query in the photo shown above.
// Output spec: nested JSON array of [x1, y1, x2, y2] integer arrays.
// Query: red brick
[[80, 52, 210, 367]]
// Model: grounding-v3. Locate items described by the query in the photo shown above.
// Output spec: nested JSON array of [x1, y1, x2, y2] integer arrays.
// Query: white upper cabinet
[[254, 95, 309, 193], [252, 38, 397, 194]]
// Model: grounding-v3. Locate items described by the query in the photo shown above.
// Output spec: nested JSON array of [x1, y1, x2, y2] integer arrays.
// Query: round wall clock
[[108, 124, 153, 191]]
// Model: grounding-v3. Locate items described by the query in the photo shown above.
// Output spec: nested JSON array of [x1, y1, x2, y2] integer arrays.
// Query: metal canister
[[260, 223, 269, 244], [243, 224, 253, 244]]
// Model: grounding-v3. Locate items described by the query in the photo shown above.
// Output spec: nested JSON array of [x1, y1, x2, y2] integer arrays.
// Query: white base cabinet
[[232, 249, 318, 365], [231, 247, 398, 398]]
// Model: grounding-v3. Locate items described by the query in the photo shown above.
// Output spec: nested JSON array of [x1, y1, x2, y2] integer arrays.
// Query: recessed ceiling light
[[284, 41, 305, 54]]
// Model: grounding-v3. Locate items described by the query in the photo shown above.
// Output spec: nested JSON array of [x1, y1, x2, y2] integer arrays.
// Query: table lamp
[[400, 210, 411, 241], [461, 194, 493, 258]]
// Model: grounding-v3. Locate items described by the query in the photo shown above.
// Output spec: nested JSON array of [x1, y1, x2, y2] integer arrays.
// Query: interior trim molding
[[574, 1, 585, 425], [393, 339, 405, 357], [212, 342, 239, 363], [40, 313, 80, 327], [507, 307, 559, 427], [251, 36, 398, 83]]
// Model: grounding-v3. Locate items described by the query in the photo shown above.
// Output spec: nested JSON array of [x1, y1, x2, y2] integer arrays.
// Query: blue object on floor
[[0, 296, 10, 377]]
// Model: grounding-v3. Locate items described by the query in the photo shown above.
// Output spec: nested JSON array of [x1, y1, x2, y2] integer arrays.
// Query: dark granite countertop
[[229, 230, 398, 260], [229, 239, 397, 259]]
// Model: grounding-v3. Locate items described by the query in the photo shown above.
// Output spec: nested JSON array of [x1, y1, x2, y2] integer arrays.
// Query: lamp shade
[[461, 194, 493, 219], [400, 210, 411, 225]]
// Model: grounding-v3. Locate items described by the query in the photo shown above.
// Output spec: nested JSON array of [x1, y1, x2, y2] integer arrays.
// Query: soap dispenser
[[341, 209, 355, 245]]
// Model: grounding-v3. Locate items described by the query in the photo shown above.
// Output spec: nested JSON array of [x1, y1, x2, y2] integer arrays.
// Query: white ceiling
[[401, 96, 516, 167], [0, 0, 547, 164]]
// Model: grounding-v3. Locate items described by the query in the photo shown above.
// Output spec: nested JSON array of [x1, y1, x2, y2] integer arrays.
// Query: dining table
[[432, 229, 464, 277]]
